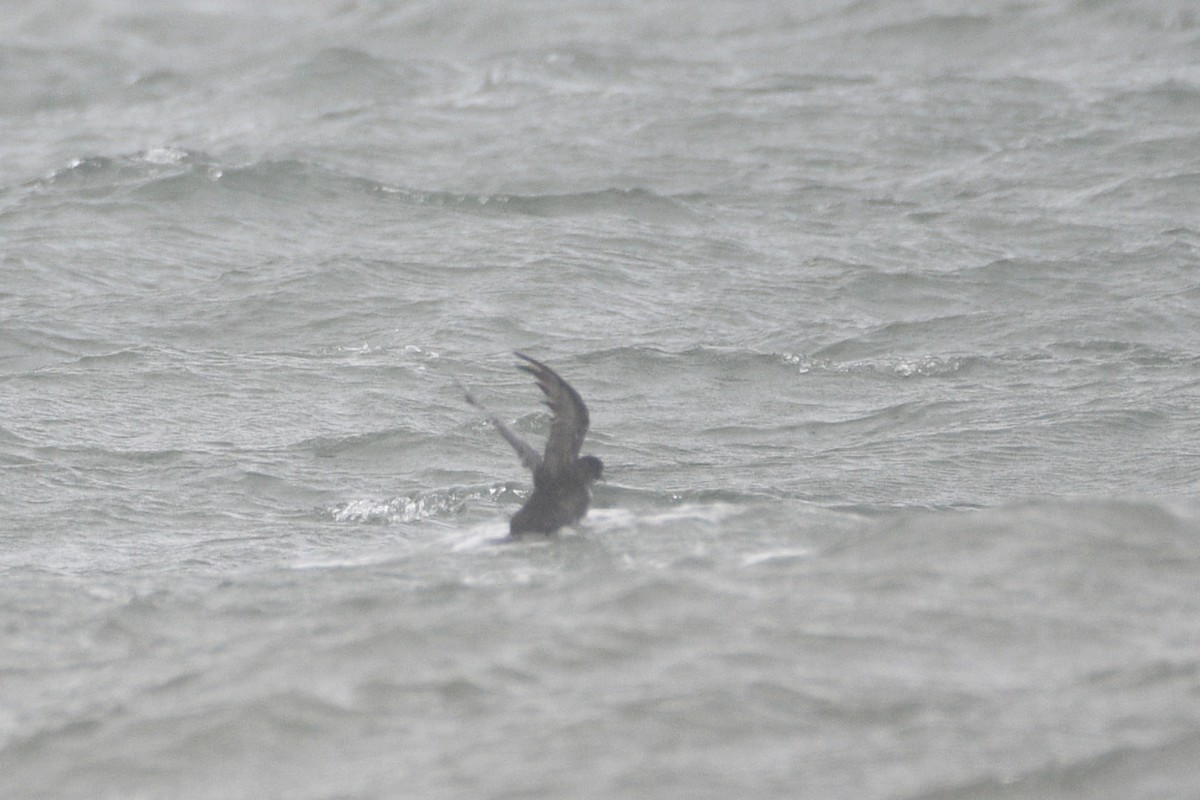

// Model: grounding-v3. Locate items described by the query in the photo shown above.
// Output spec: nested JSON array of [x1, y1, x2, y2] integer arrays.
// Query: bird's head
[[578, 455, 604, 484]]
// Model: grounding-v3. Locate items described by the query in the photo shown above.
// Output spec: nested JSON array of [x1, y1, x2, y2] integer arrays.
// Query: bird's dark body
[[462, 353, 603, 536], [510, 462, 593, 535]]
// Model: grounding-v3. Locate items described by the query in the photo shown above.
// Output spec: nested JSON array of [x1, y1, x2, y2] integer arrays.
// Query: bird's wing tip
[[452, 377, 478, 406]]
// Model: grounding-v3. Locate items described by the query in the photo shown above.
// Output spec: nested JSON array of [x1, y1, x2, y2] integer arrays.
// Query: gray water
[[4, 1, 1200, 798]]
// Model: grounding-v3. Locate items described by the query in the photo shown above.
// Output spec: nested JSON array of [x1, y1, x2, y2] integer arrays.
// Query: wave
[[8, 148, 697, 225], [326, 478, 813, 531], [382, 185, 699, 221], [571, 343, 978, 383], [329, 484, 514, 525], [916, 731, 1200, 800], [265, 46, 450, 105], [783, 351, 971, 378]]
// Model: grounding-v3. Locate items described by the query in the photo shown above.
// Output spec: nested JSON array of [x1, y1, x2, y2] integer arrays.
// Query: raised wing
[[460, 381, 542, 474], [514, 352, 590, 475]]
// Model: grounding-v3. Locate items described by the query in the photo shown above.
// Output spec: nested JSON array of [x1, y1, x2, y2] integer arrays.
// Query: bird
[[462, 352, 603, 535]]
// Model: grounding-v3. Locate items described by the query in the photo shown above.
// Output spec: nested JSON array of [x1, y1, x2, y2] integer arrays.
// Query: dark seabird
[[463, 352, 603, 535]]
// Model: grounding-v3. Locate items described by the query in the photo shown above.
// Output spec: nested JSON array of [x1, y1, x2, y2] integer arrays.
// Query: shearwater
[[463, 353, 604, 535]]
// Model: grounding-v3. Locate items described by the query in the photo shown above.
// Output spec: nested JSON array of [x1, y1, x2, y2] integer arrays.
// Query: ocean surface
[[3, 1, 1200, 798]]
